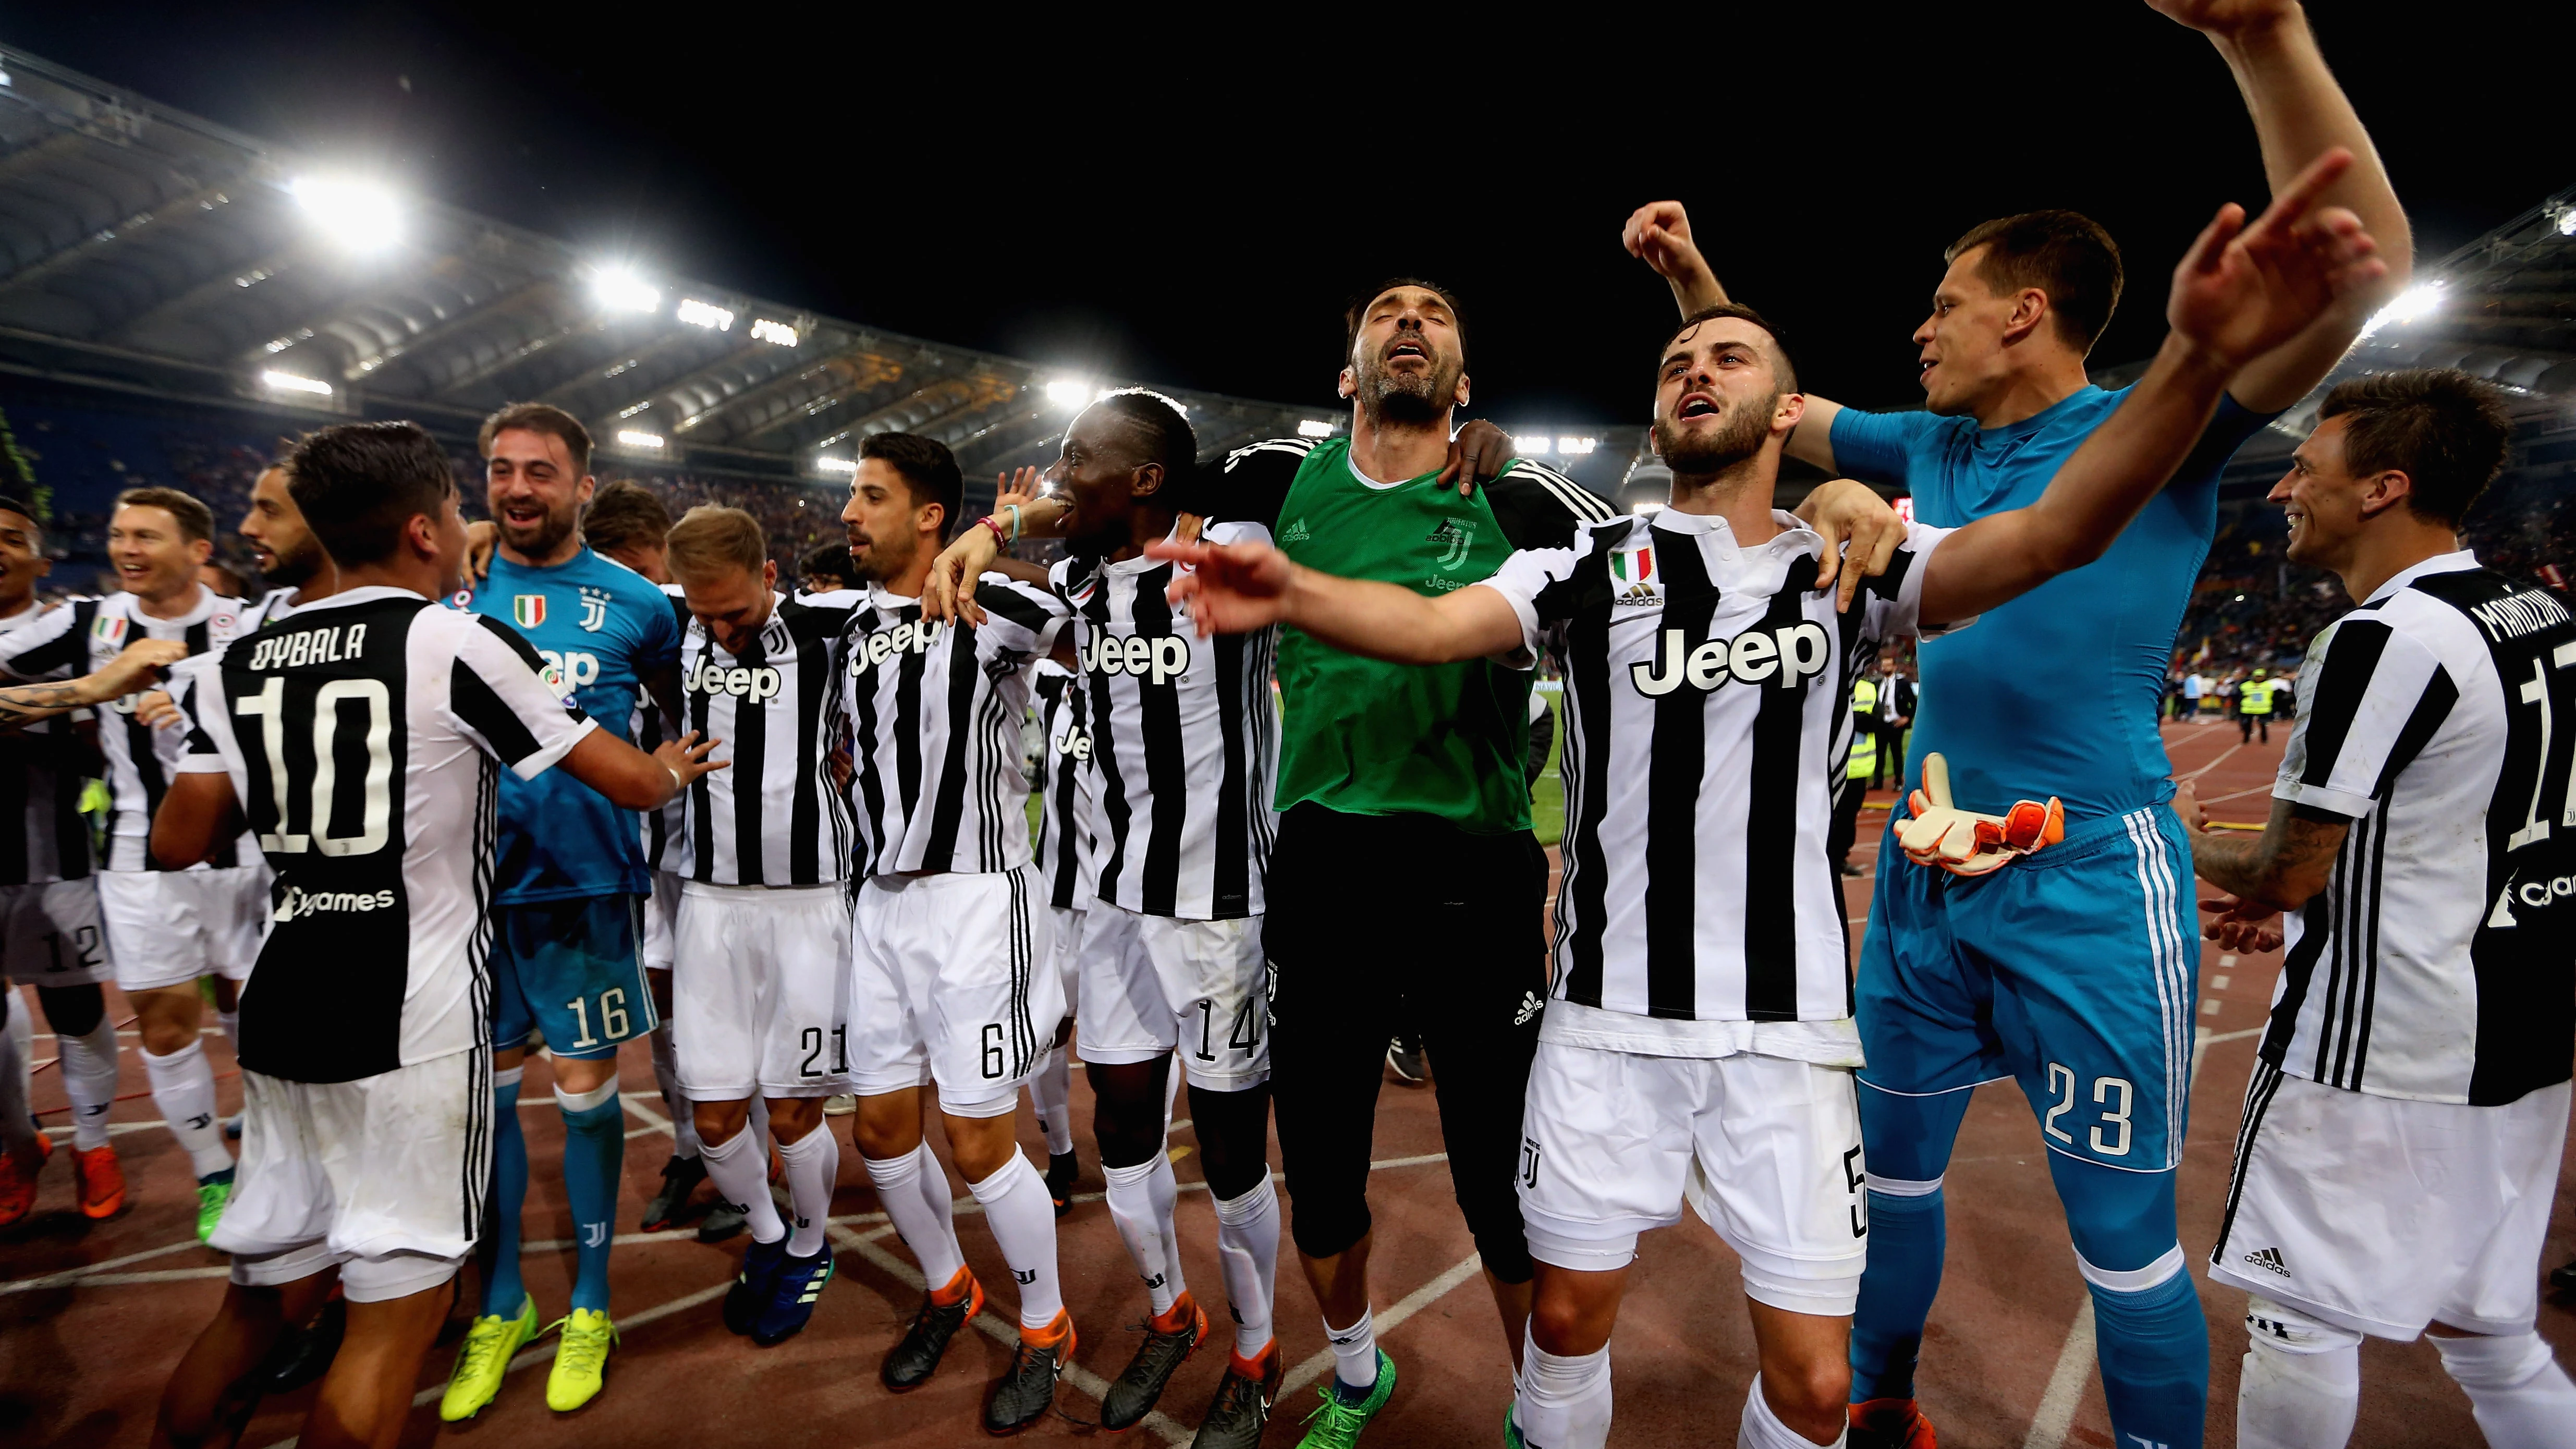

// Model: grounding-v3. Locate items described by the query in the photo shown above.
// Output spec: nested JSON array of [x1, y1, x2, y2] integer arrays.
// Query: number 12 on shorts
[[2042, 1061, 2133, 1156]]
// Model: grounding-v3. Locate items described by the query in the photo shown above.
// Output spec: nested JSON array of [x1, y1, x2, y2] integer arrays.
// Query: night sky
[[6, 6, 2562, 429]]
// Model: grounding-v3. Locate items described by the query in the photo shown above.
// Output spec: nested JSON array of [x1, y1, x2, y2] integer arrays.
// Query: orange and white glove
[[1895, 752, 2065, 877]]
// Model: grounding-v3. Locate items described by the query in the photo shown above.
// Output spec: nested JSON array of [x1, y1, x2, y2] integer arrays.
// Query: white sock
[[774, 1122, 838, 1258], [650, 1024, 700, 1159], [967, 1149, 1063, 1330], [1103, 1154, 1185, 1314], [142, 1039, 231, 1179], [1213, 1177, 1279, 1358], [864, 1144, 965, 1288], [1740, 1373, 1844, 1449], [0, 999, 34, 1155], [2432, 1330, 2576, 1449], [698, 1120, 784, 1244], [57, 1018, 120, 1151], [1516, 1328, 1613, 1449], [1030, 1046, 1073, 1158], [1327, 1307, 1378, 1391], [2238, 1333, 2359, 1449]]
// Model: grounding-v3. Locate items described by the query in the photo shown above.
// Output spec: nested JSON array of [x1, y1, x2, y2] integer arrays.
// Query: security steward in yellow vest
[[2237, 666, 2275, 744], [1832, 676, 1879, 875]]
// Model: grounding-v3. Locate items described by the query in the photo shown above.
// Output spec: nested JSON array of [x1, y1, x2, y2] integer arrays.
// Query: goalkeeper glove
[[1895, 752, 2064, 877]]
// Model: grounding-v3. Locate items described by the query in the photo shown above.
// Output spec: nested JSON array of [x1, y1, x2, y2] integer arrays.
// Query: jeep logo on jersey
[[1053, 723, 1092, 761], [512, 594, 546, 629], [538, 649, 600, 698], [1630, 622, 1832, 697], [686, 661, 782, 702], [846, 618, 943, 678], [1427, 518, 1476, 571], [1080, 630, 1191, 685]]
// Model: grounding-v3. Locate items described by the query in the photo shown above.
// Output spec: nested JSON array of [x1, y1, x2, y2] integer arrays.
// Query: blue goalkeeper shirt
[[1830, 384, 2273, 823], [461, 546, 682, 904]]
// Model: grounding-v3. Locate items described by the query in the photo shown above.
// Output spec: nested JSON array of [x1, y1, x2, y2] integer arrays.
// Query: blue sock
[[1850, 1185, 1944, 1401], [556, 1079, 625, 1314], [2089, 1269, 2209, 1449], [481, 1069, 529, 1318]]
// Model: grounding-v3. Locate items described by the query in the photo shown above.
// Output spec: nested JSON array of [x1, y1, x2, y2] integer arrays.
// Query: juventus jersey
[[1, 586, 259, 872], [1052, 522, 1278, 920], [0, 601, 88, 885], [171, 587, 599, 1083], [676, 593, 851, 888], [2265, 552, 2576, 1105], [639, 585, 691, 876], [833, 575, 1069, 878], [1032, 659, 1098, 911], [1483, 510, 1956, 1042]]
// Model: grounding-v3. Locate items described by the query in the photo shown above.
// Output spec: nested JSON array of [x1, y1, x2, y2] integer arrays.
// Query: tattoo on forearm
[[2191, 805, 2347, 907], [0, 681, 88, 728]]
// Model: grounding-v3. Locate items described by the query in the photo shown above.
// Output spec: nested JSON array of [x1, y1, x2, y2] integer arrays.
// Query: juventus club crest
[[511, 594, 546, 629], [1611, 543, 1660, 605], [1427, 517, 1476, 571], [578, 586, 612, 632]]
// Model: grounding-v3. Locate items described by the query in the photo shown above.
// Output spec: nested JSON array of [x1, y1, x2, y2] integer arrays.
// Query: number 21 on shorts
[[2042, 1061, 2133, 1156]]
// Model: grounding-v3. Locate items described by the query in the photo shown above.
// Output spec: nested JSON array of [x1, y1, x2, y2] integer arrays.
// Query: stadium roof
[[0, 45, 1381, 488]]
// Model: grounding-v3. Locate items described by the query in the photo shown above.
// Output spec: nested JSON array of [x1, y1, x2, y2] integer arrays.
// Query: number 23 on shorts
[[2042, 1061, 2135, 1157]]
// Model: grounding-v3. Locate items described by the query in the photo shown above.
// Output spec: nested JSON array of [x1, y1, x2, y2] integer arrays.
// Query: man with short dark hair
[[149, 418, 716, 1449], [799, 543, 855, 596], [2183, 370, 2576, 1448], [2, 484, 270, 1242], [1627, 6, 2411, 1444], [439, 404, 686, 1420]]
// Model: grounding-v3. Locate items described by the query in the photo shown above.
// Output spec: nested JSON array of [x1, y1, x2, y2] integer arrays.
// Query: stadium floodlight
[[1512, 435, 1552, 454], [2359, 279, 2445, 339], [1558, 436, 1598, 455], [261, 370, 333, 398], [676, 298, 735, 332], [2558, 207, 2576, 238], [816, 457, 859, 475], [1046, 379, 1092, 409], [750, 318, 799, 347], [593, 269, 662, 314], [288, 175, 402, 254], [616, 430, 666, 450], [1297, 419, 1336, 439]]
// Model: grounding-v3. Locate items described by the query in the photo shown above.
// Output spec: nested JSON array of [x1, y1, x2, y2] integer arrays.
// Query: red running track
[[4, 719, 2571, 1445]]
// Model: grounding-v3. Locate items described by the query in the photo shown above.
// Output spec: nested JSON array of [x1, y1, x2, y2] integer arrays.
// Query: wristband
[[665, 763, 686, 798], [1003, 503, 1022, 541], [978, 514, 1008, 546]]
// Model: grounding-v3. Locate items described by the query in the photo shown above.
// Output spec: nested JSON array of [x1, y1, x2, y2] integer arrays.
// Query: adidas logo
[[2241, 1246, 2291, 1277], [1513, 991, 1545, 1026], [1615, 581, 1660, 607], [1279, 517, 1311, 544]]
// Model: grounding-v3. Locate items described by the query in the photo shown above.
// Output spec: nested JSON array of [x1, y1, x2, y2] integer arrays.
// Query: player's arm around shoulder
[[1147, 532, 1529, 666], [150, 654, 243, 869]]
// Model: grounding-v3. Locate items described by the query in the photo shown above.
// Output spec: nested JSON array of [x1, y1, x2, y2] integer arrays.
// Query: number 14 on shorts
[[2043, 1061, 2134, 1157]]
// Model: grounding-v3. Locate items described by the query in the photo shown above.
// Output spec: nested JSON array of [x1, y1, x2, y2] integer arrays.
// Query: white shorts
[[98, 867, 267, 992], [640, 869, 682, 974], [850, 867, 1061, 1118], [1518, 1041, 1868, 1315], [671, 882, 854, 1100], [2211, 1064, 2571, 1339], [213, 1050, 487, 1303], [0, 880, 110, 987], [1077, 904, 1268, 1091]]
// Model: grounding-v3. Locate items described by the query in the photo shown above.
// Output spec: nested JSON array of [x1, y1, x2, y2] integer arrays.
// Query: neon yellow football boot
[[544, 1308, 617, 1411], [439, 1295, 538, 1421]]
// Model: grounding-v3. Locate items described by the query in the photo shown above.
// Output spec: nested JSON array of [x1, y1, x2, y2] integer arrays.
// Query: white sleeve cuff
[[2274, 775, 2373, 819], [511, 715, 600, 781]]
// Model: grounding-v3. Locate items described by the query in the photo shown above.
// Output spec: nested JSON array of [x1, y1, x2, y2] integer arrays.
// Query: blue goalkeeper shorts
[[1856, 802, 2199, 1177], [492, 895, 656, 1062]]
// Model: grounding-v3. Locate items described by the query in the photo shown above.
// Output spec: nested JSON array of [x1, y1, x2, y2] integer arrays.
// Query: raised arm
[[0, 638, 189, 730], [1622, 200, 1844, 471], [2152, 0, 2412, 410], [1144, 537, 1524, 665], [1918, 149, 2384, 625]]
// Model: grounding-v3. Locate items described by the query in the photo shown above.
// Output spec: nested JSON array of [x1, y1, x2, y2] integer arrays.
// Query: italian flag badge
[[512, 594, 547, 629]]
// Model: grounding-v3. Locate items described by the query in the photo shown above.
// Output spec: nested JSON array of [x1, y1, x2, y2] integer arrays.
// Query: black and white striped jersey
[[0, 601, 90, 886], [0, 586, 260, 872], [833, 576, 1070, 878], [638, 584, 691, 878], [171, 586, 598, 1082], [237, 589, 301, 630], [1482, 510, 1956, 1044], [1032, 659, 1098, 911], [2264, 551, 2576, 1105], [676, 593, 851, 888], [1052, 521, 1278, 920]]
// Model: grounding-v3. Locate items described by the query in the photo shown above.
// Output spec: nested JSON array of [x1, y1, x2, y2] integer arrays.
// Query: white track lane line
[[2022, 1023, 2216, 1449]]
